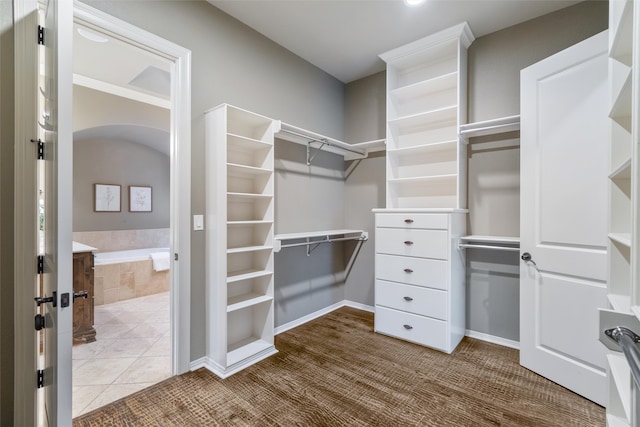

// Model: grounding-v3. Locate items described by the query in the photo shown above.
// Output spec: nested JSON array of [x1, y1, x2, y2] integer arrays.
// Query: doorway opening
[[69, 3, 192, 419]]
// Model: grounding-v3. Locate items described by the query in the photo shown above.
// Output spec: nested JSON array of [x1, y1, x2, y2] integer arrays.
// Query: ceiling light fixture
[[77, 27, 109, 43], [404, 0, 426, 6]]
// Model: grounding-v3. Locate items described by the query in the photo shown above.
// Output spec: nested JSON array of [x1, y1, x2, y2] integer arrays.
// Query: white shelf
[[610, 72, 632, 130], [227, 220, 273, 226], [275, 229, 365, 241], [276, 121, 385, 162], [607, 414, 630, 427], [388, 174, 457, 185], [274, 229, 368, 253], [389, 105, 458, 129], [459, 115, 521, 140], [459, 235, 520, 252], [227, 133, 273, 149], [610, 0, 634, 66], [390, 71, 457, 101], [610, 158, 632, 180], [227, 163, 272, 176], [227, 192, 272, 200], [227, 268, 273, 283], [608, 353, 632, 422], [609, 233, 632, 248], [227, 294, 273, 312], [227, 337, 274, 367], [226, 245, 272, 254], [387, 140, 457, 156]]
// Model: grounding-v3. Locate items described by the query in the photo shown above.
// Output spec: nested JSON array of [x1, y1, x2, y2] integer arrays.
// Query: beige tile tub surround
[[93, 260, 169, 306], [73, 228, 170, 253]]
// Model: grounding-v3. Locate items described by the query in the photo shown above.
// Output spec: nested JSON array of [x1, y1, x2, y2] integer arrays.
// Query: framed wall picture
[[129, 185, 152, 212], [94, 184, 121, 212]]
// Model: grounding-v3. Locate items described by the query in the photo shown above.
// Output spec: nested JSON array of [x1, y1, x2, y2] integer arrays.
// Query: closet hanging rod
[[458, 243, 520, 252], [274, 230, 368, 255], [278, 128, 366, 157]]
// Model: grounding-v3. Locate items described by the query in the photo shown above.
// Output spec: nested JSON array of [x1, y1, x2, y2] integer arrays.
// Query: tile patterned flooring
[[72, 292, 171, 418]]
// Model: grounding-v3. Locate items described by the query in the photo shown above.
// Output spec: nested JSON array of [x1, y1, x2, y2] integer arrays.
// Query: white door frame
[[72, 1, 192, 377], [13, 1, 191, 423]]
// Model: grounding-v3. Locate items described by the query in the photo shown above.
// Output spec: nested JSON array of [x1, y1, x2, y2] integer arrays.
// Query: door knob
[[521, 252, 537, 266]]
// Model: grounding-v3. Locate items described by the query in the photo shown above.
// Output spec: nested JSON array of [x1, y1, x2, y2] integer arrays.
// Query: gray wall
[[344, 72, 386, 307], [0, 0, 14, 423], [73, 138, 170, 231], [465, 0, 607, 342], [274, 139, 348, 326], [83, 0, 346, 360]]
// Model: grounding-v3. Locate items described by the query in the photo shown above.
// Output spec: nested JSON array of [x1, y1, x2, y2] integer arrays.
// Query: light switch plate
[[193, 214, 204, 231]]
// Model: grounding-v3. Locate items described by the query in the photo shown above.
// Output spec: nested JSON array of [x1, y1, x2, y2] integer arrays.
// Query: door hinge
[[37, 25, 45, 45], [37, 255, 44, 274], [30, 139, 44, 160], [37, 370, 44, 389]]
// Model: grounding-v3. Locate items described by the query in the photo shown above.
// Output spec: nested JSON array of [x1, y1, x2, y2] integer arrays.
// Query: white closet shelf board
[[609, 232, 632, 247], [276, 121, 385, 161], [274, 229, 368, 252], [227, 294, 274, 312], [610, 0, 633, 65], [227, 268, 273, 283], [608, 352, 632, 421], [389, 72, 458, 102], [610, 158, 632, 180], [459, 115, 521, 140]]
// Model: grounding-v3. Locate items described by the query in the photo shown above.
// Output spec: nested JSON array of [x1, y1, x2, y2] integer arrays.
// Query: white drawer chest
[[373, 210, 466, 353]]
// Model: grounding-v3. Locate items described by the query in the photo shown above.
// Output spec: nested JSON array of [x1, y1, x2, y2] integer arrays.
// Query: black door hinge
[[37, 25, 45, 45], [37, 255, 44, 274], [30, 139, 44, 160], [37, 370, 44, 388]]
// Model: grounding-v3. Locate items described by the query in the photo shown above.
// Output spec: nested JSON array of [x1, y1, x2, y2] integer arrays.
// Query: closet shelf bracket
[[274, 230, 368, 256], [306, 139, 328, 166]]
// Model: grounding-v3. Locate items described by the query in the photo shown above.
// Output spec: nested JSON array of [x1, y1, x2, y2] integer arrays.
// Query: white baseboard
[[344, 300, 374, 313], [190, 356, 207, 371], [465, 329, 520, 350], [274, 299, 374, 335]]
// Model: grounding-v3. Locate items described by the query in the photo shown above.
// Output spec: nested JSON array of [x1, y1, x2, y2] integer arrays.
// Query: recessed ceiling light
[[404, 0, 426, 6], [77, 27, 109, 43]]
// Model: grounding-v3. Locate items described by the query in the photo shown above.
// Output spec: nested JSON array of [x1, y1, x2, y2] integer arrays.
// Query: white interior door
[[40, 0, 73, 424], [520, 31, 609, 405]]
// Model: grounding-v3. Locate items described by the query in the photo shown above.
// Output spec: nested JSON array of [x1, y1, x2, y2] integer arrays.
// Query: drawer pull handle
[[403, 296, 413, 302], [404, 268, 413, 273], [404, 241, 414, 246], [404, 219, 414, 224], [403, 324, 413, 330]]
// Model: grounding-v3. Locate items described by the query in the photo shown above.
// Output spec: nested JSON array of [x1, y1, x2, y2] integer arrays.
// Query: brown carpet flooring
[[73, 307, 605, 426]]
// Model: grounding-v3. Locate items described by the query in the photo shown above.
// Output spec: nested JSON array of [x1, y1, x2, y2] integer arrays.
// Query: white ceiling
[[208, 0, 581, 83]]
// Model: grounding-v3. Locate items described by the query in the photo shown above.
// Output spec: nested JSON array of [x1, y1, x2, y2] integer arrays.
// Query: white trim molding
[[465, 329, 520, 350]]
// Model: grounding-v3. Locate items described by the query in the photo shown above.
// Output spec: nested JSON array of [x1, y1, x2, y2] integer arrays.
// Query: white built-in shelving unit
[[205, 104, 279, 378], [380, 22, 474, 209], [373, 23, 474, 355], [601, 0, 640, 425]]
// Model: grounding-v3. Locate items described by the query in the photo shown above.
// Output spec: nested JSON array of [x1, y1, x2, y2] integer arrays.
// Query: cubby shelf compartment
[[608, 294, 632, 313], [610, 72, 632, 131], [608, 352, 632, 422], [610, 158, 632, 180], [226, 338, 274, 368], [227, 245, 273, 254], [609, 233, 632, 248], [227, 163, 272, 176], [610, 0, 634, 66], [389, 105, 458, 130]]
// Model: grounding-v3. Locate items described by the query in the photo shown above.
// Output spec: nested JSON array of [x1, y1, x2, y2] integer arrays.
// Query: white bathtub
[[93, 247, 170, 265]]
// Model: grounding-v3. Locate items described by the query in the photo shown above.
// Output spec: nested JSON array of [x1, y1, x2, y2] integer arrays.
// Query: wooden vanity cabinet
[[73, 250, 96, 343]]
